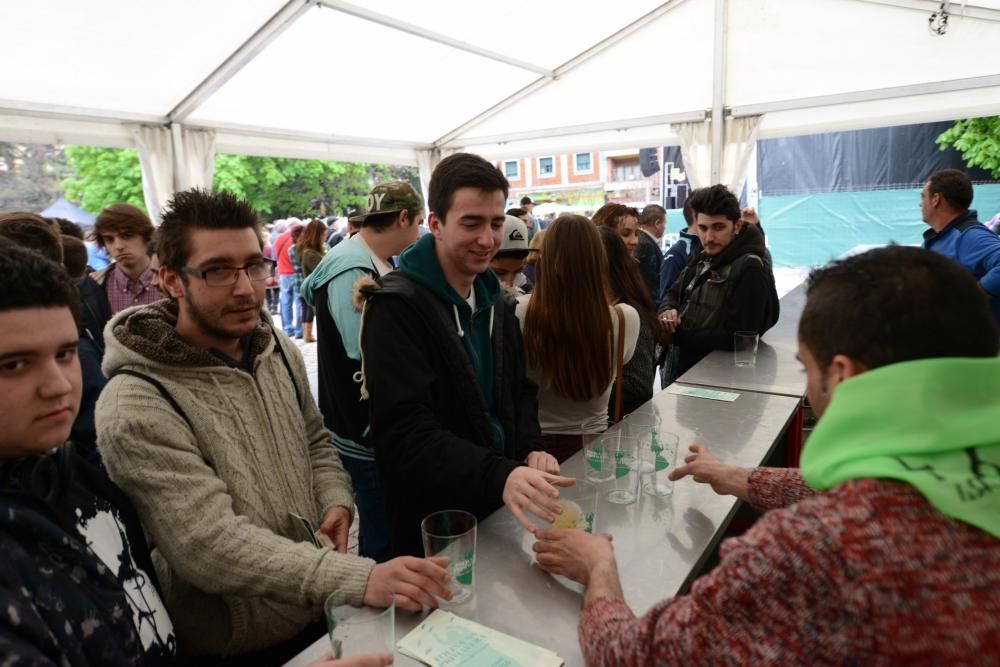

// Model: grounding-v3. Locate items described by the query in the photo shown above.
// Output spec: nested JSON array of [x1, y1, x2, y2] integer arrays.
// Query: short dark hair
[[800, 245, 997, 370], [428, 153, 509, 222], [640, 204, 666, 227], [156, 189, 262, 271], [146, 238, 157, 258], [520, 196, 533, 206], [92, 204, 154, 249], [0, 212, 63, 263], [688, 184, 741, 224], [61, 235, 89, 279], [0, 241, 80, 318], [506, 207, 527, 218], [682, 194, 696, 226], [51, 217, 85, 240], [927, 169, 973, 211]]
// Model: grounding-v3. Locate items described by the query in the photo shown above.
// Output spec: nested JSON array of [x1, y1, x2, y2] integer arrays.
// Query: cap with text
[[351, 181, 424, 223]]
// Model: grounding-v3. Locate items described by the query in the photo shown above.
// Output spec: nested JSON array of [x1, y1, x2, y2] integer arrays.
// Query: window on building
[[575, 153, 592, 173], [503, 160, 520, 180], [538, 156, 554, 177], [611, 159, 642, 181]]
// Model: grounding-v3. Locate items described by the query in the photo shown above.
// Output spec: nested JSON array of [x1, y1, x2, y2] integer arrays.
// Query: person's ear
[[428, 212, 444, 237], [161, 268, 186, 300], [398, 210, 410, 228], [734, 219, 745, 234], [825, 354, 868, 390]]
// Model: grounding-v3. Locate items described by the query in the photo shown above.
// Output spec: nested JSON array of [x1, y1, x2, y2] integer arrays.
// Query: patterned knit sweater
[[96, 302, 373, 656], [580, 467, 1000, 665]]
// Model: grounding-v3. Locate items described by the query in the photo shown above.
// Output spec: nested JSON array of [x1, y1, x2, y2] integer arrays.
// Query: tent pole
[[710, 0, 728, 184]]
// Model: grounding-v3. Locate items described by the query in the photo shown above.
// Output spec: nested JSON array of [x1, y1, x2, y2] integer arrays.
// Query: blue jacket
[[659, 231, 702, 306], [923, 209, 1000, 326]]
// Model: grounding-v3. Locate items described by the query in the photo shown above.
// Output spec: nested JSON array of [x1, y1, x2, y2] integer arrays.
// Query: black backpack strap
[[108, 368, 193, 430], [270, 326, 303, 408]]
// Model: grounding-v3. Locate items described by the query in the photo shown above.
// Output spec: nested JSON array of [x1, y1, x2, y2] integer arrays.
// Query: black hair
[[927, 169, 973, 211], [682, 194, 696, 227], [799, 245, 998, 370], [506, 208, 527, 218], [0, 241, 80, 318], [520, 196, 533, 206], [61, 235, 89, 279], [687, 184, 740, 225], [52, 218, 85, 240], [0, 213, 63, 263], [428, 153, 509, 222], [156, 188, 262, 271]]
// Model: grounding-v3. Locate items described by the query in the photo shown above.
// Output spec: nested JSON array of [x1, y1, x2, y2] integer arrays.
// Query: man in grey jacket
[[96, 188, 449, 663]]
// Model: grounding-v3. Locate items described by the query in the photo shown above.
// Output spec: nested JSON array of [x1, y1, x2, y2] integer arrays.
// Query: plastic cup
[[324, 594, 394, 660], [553, 478, 598, 533], [734, 331, 759, 367], [584, 431, 616, 482], [641, 431, 680, 496], [626, 413, 658, 473], [606, 437, 640, 505], [420, 510, 477, 605]]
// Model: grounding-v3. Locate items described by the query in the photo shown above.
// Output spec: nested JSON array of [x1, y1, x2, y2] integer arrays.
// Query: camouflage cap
[[351, 181, 424, 223]]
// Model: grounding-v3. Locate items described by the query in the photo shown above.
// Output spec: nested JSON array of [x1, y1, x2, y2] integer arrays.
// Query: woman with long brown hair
[[599, 225, 663, 416], [592, 202, 640, 255], [291, 219, 327, 342], [516, 214, 640, 462]]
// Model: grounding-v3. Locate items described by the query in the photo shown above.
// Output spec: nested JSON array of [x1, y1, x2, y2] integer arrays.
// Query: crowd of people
[[0, 155, 998, 665]]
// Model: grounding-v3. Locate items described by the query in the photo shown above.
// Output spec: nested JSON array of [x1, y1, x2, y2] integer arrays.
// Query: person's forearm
[[584, 560, 625, 607]]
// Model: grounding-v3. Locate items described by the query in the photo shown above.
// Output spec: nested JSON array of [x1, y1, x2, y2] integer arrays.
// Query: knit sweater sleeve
[[747, 467, 816, 510], [579, 500, 859, 665], [96, 377, 373, 609], [281, 337, 357, 518]]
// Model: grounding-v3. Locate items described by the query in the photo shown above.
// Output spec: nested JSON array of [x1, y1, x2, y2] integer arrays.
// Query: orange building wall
[[531, 155, 562, 185], [497, 159, 525, 188], [567, 152, 597, 184]]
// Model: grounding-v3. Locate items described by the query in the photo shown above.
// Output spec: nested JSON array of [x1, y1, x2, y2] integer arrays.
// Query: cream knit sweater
[[96, 302, 374, 656]]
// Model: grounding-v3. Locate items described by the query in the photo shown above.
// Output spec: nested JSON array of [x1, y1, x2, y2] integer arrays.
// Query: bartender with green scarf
[[530, 245, 1000, 665]]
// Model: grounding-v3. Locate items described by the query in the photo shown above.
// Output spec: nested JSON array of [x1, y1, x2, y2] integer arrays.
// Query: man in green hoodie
[[360, 153, 567, 557], [532, 245, 1000, 664]]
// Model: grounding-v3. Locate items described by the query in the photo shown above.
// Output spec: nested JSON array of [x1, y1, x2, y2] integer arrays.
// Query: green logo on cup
[[654, 454, 670, 471], [455, 549, 474, 585], [585, 512, 595, 533], [614, 450, 630, 479], [587, 445, 603, 471]]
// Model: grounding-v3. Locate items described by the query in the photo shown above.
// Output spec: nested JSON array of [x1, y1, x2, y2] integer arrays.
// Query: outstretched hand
[[669, 444, 752, 501], [503, 467, 576, 532]]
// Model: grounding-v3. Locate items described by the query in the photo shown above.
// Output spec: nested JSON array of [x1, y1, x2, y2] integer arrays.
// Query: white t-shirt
[[515, 295, 640, 435]]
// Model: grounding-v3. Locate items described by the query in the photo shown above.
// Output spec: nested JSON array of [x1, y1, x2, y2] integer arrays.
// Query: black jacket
[[73, 275, 112, 462], [0, 445, 177, 665], [635, 230, 664, 305], [663, 224, 779, 380], [361, 272, 544, 556]]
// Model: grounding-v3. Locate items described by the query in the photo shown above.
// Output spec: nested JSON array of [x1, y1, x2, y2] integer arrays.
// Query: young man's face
[[430, 187, 506, 285], [0, 307, 81, 458], [695, 213, 744, 256], [100, 230, 149, 274], [919, 182, 938, 224], [163, 227, 266, 342], [618, 215, 639, 254], [490, 256, 526, 288], [396, 209, 424, 252]]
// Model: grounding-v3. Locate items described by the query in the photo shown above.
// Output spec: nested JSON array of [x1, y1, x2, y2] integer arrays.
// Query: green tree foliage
[[213, 154, 376, 220], [62, 145, 145, 213], [937, 116, 1000, 178], [60, 145, 418, 219]]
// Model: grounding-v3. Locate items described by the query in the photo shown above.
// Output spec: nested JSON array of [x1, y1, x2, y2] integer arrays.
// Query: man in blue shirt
[[921, 169, 1000, 327]]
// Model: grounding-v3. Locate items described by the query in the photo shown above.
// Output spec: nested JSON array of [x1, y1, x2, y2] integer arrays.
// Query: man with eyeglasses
[[95, 189, 451, 665]]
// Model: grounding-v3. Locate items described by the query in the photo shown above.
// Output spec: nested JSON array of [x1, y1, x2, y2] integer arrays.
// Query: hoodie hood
[[397, 234, 501, 315], [700, 222, 768, 269], [300, 236, 376, 307], [101, 300, 274, 377]]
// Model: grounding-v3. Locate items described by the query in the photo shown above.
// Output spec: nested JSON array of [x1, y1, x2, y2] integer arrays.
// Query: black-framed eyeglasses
[[181, 259, 274, 287]]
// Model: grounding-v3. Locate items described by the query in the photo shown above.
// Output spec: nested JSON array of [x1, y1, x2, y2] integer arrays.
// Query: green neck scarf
[[800, 356, 1000, 538]]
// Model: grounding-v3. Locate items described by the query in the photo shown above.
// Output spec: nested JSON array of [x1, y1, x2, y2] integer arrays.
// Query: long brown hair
[[296, 219, 327, 254], [598, 226, 663, 339], [524, 215, 614, 401]]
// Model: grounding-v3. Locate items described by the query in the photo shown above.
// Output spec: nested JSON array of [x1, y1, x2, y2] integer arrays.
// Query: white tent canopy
[[3, 0, 1000, 215]]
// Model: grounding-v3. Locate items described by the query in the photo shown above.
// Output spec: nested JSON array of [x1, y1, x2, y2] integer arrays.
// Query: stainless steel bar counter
[[676, 283, 807, 398], [286, 388, 801, 667]]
